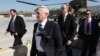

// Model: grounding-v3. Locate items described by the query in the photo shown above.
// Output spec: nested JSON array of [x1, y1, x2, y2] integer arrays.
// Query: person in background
[[5, 9, 27, 46], [58, 4, 76, 56], [78, 10, 100, 56]]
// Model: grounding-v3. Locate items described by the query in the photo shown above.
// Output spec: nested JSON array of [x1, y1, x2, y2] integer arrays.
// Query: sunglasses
[[86, 13, 91, 15]]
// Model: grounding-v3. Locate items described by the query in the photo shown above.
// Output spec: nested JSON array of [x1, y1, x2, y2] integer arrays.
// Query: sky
[[0, 0, 100, 11]]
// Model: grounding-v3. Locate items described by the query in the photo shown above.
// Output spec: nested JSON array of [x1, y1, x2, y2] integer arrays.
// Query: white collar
[[64, 13, 68, 17], [39, 18, 47, 28], [86, 17, 92, 22], [14, 15, 16, 19], [10, 15, 16, 18]]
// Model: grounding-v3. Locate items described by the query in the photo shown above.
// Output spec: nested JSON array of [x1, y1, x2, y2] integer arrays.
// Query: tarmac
[[0, 17, 100, 56]]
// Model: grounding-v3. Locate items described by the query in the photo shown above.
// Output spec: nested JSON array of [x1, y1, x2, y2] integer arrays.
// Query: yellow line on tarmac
[[0, 48, 11, 52]]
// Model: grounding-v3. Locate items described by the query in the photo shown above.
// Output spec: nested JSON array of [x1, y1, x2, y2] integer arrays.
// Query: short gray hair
[[35, 5, 49, 15]]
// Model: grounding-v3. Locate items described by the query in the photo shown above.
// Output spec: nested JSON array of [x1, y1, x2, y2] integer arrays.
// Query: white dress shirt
[[35, 19, 47, 52], [63, 13, 68, 22], [10, 15, 16, 32]]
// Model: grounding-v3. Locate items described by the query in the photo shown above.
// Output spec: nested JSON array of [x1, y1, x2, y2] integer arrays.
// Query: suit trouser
[[13, 34, 23, 46], [81, 38, 98, 56], [65, 45, 73, 56], [61, 31, 73, 56]]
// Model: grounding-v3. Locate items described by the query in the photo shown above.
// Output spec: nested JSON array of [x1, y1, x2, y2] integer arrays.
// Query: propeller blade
[[41, 0, 47, 1], [45, 3, 67, 6], [88, 0, 98, 2], [16, 0, 39, 6]]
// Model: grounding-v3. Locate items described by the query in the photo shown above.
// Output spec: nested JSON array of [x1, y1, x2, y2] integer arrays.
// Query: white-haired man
[[30, 5, 63, 56]]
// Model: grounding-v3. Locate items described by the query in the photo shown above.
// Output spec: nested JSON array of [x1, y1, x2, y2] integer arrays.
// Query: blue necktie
[[39, 24, 43, 31], [10, 17, 15, 32]]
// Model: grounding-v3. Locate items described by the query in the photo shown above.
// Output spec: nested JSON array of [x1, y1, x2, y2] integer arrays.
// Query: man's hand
[[66, 40, 72, 45], [5, 31, 8, 35], [14, 32, 18, 36]]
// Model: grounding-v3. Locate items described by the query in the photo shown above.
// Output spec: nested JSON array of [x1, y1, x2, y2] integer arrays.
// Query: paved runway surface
[[0, 17, 36, 48]]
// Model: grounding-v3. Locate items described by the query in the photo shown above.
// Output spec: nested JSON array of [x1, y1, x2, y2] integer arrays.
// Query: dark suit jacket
[[58, 14, 76, 44], [30, 21, 63, 56], [7, 16, 26, 35], [78, 18, 100, 39]]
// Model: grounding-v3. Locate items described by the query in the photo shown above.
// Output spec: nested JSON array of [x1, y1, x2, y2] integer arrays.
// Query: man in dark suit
[[78, 10, 100, 56], [58, 4, 76, 56], [5, 9, 26, 46], [30, 6, 63, 56]]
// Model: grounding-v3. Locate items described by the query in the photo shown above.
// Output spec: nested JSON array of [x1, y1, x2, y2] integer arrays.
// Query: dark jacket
[[78, 18, 100, 39], [58, 14, 76, 44], [7, 16, 26, 35], [30, 21, 63, 56]]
